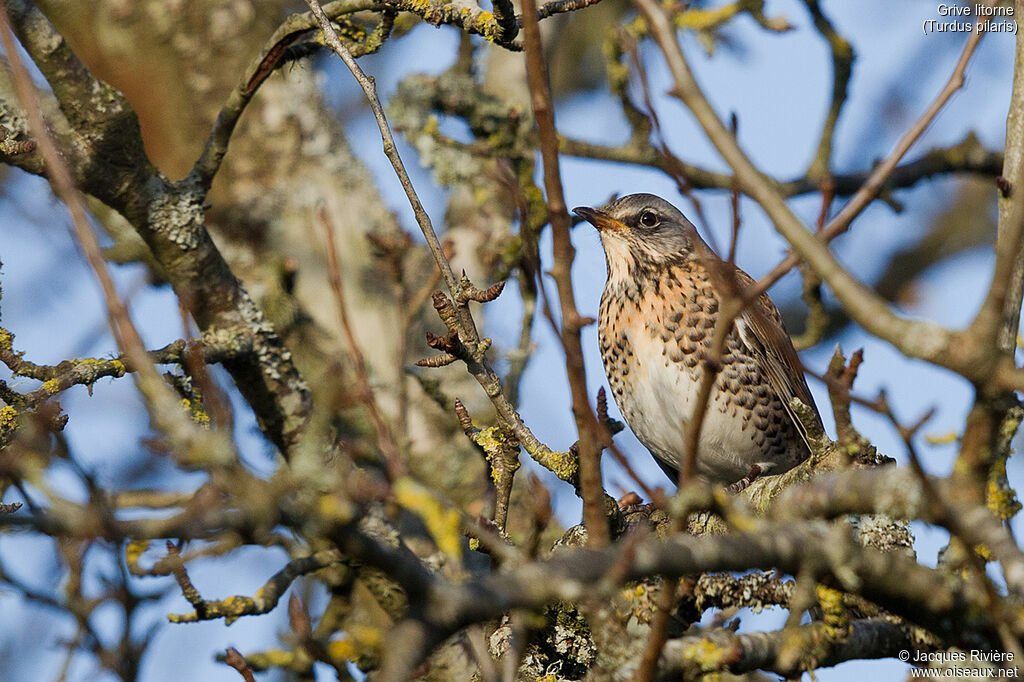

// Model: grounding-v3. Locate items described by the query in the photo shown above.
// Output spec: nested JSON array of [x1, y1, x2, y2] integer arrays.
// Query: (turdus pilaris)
[[573, 193, 823, 489]]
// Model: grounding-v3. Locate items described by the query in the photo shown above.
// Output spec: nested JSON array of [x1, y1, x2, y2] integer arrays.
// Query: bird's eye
[[639, 210, 659, 228]]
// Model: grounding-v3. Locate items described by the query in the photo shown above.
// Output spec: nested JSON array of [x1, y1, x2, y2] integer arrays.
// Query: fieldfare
[[573, 194, 823, 488]]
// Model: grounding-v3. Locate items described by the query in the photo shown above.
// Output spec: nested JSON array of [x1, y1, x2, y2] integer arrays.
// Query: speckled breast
[[597, 262, 805, 483]]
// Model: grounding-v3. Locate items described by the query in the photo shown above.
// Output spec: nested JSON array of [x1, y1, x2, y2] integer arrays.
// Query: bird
[[572, 193, 823, 489]]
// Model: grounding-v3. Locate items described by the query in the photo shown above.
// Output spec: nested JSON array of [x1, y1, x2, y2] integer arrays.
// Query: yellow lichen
[[222, 595, 257, 625], [125, 540, 149, 574], [816, 585, 850, 639], [473, 425, 520, 485], [405, 0, 433, 14], [394, 477, 462, 561], [925, 431, 959, 445], [675, 3, 742, 30], [85, 357, 126, 377], [475, 425, 509, 455], [987, 457, 1022, 520], [423, 114, 439, 135], [973, 543, 995, 562], [475, 10, 501, 41], [683, 637, 730, 671], [318, 493, 356, 524], [327, 625, 383, 662], [548, 450, 578, 481], [0, 405, 17, 430], [328, 637, 358, 662], [239, 649, 295, 668], [41, 378, 61, 394], [522, 440, 577, 482], [180, 397, 211, 426], [987, 480, 1022, 520]]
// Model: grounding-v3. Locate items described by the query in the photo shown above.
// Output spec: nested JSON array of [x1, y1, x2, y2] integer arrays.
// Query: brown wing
[[733, 269, 823, 451], [698, 254, 823, 452]]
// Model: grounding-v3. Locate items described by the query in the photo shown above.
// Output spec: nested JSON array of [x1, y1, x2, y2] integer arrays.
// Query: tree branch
[[520, 0, 607, 545], [634, 0, 996, 383], [2, 0, 312, 454]]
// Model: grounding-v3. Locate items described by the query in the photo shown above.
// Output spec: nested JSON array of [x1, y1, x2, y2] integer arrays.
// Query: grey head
[[572, 193, 709, 278]]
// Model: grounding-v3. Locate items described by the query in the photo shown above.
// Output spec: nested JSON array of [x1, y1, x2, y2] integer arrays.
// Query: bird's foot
[[727, 464, 762, 494]]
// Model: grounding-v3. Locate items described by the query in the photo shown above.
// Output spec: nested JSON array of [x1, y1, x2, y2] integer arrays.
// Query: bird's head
[[573, 193, 703, 280]]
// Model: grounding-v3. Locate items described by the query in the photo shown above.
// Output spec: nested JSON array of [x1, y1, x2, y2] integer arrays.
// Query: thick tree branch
[[656, 618, 912, 680], [2, 0, 312, 454], [0, 6, 223, 461], [375, 521, 1004, 676]]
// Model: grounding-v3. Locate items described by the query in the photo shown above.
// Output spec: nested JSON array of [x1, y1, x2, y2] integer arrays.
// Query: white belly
[[609, 328, 760, 483]]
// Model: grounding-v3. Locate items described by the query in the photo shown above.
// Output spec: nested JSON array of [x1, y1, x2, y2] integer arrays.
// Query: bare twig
[[225, 648, 258, 682], [802, 0, 853, 181], [190, 0, 382, 188], [302, 0, 583, 492], [561, 133, 1002, 199], [192, 0, 605, 186], [520, 0, 607, 545], [168, 549, 344, 624], [635, 0, 995, 382], [748, 4, 997, 305], [971, 21, 1024, 360], [626, 37, 717, 254], [316, 205, 404, 479]]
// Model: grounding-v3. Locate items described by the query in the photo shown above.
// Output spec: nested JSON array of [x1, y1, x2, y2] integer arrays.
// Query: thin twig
[[190, 0, 382, 189], [168, 548, 344, 623], [225, 647, 258, 682], [561, 134, 1002, 199], [751, 4, 995, 301], [303, 0, 581, 491], [194, 0, 602, 186], [802, 0, 853, 181], [316, 205, 404, 480], [728, 112, 740, 265], [991, 15, 1024, 356], [305, 1, 459, 299], [635, 0, 993, 381], [520, 0, 608, 545], [626, 38, 717, 254]]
